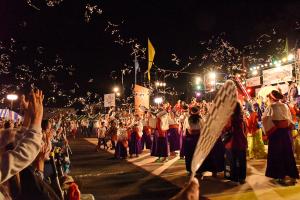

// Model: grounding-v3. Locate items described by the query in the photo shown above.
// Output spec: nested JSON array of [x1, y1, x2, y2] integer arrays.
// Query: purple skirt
[[141, 131, 152, 150], [129, 132, 142, 155], [151, 130, 169, 157], [168, 128, 181, 152], [266, 128, 299, 179], [115, 141, 128, 159], [151, 130, 159, 156], [156, 137, 169, 157], [184, 133, 200, 172]]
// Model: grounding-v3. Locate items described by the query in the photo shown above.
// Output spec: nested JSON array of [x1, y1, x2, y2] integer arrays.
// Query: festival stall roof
[[0, 109, 23, 122]]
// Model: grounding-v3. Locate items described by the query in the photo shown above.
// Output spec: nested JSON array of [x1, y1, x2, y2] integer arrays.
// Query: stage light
[[195, 77, 201, 84], [196, 92, 201, 97], [154, 97, 163, 104], [252, 70, 258, 76], [282, 57, 287, 62], [7, 94, 18, 101], [247, 88, 252, 93], [288, 54, 295, 61], [113, 87, 119, 93], [209, 72, 216, 79], [7, 94, 18, 110], [196, 85, 201, 90]]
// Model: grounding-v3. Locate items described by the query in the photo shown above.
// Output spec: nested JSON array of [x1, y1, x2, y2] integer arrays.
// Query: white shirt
[[98, 127, 106, 138]]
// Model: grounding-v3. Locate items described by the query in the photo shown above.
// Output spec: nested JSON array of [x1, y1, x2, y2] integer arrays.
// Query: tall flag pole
[[284, 37, 289, 57], [148, 38, 155, 81], [134, 54, 140, 85]]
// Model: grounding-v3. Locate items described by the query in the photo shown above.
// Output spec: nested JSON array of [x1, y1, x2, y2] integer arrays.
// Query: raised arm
[[0, 89, 44, 184]]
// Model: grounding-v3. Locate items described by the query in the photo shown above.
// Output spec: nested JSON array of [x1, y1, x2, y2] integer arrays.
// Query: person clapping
[[0, 90, 44, 198]]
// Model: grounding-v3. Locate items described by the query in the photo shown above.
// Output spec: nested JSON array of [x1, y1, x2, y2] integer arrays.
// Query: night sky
[[1, 0, 300, 106]]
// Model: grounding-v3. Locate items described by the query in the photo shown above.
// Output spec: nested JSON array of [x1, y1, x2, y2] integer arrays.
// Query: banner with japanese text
[[104, 93, 115, 107], [246, 76, 261, 87], [134, 85, 150, 115], [263, 64, 293, 85]]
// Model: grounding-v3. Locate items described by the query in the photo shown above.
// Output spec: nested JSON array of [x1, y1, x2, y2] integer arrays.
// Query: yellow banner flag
[[148, 38, 155, 81]]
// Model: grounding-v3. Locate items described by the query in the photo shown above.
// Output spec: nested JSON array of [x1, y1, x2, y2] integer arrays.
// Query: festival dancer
[[288, 101, 300, 160], [168, 111, 181, 156], [263, 90, 299, 185], [246, 103, 266, 159], [115, 122, 128, 159], [223, 102, 247, 184], [174, 100, 182, 112], [184, 106, 201, 172], [141, 111, 153, 150], [179, 104, 189, 159], [128, 114, 143, 158], [96, 121, 108, 151], [154, 109, 169, 162], [107, 120, 118, 150], [70, 120, 77, 139]]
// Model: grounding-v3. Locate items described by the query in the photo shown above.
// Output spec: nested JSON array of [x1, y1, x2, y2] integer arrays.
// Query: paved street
[[70, 138, 300, 200]]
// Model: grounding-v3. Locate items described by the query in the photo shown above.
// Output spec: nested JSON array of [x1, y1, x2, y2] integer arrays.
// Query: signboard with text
[[263, 64, 293, 85], [246, 76, 261, 87], [104, 93, 115, 107], [134, 85, 150, 115]]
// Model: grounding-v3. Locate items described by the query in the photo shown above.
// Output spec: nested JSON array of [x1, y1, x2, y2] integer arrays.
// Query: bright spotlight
[[196, 92, 201, 97], [282, 57, 287, 62], [209, 72, 216, 79], [195, 77, 201, 84], [113, 87, 119, 93], [252, 70, 258, 76], [154, 97, 163, 104], [288, 54, 295, 61], [116, 92, 121, 97], [7, 94, 18, 101]]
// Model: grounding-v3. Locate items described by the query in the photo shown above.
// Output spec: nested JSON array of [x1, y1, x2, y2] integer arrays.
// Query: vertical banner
[[134, 85, 150, 115], [104, 93, 116, 107], [148, 38, 155, 81]]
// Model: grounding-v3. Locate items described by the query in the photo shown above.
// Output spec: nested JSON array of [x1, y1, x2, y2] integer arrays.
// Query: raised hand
[[20, 95, 29, 111], [170, 177, 199, 200], [28, 89, 44, 127]]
